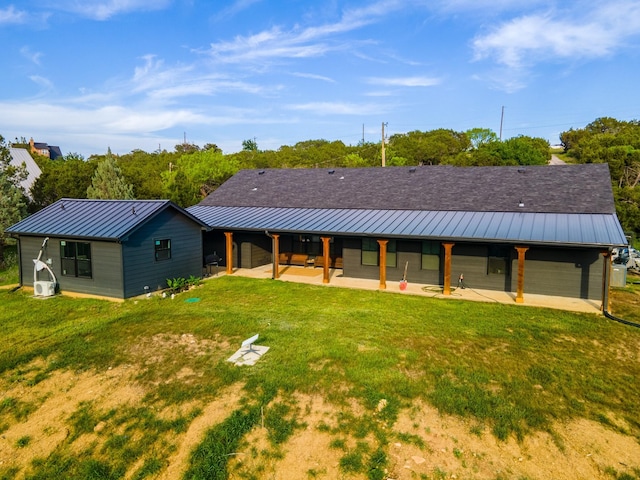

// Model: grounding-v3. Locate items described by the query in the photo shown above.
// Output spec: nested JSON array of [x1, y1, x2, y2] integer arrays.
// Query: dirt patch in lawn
[[1, 338, 639, 479]]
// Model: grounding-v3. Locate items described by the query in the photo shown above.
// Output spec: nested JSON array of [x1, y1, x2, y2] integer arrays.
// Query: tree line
[[18, 127, 552, 212], [1, 117, 639, 267]]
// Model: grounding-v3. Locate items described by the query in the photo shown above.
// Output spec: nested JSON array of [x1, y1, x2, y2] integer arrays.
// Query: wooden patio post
[[442, 242, 455, 295], [224, 232, 233, 275], [272, 234, 280, 279], [378, 239, 388, 290], [321, 236, 331, 284], [515, 246, 529, 303]]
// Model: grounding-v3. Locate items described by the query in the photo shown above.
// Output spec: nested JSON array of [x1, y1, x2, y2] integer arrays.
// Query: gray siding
[[343, 237, 381, 280], [122, 209, 203, 297], [237, 233, 271, 268], [450, 244, 513, 292], [18, 236, 124, 298], [341, 238, 604, 300], [396, 240, 441, 285], [516, 247, 603, 300]]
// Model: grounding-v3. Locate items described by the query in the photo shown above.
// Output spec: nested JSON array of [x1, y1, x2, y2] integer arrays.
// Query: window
[[488, 245, 510, 275], [60, 241, 92, 278], [155, 239, 171, 261], [362, 238, 378, 266], [361, 239, 396, 267], [294, 235, 324, 256], [421, 241, 440, 270]]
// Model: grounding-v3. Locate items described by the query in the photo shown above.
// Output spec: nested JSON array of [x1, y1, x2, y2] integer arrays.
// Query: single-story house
[[187, 163, 627, 305], [7, 198, 207, 299]]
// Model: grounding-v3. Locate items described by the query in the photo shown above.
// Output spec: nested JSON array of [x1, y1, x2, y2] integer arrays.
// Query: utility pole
[[499, 106, 505, 141], [381, 122, 388, 167], [362, 124, 365, 145]]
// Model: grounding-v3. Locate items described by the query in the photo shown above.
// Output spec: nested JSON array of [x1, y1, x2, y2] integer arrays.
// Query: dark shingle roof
[[189, 164, 627, 247], [198, 164, 615, 214], [7, 198, 207, 241]]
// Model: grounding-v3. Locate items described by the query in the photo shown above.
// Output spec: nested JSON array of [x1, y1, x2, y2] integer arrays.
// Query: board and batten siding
[[340, 237, 604, 300], [17, 236, 124, 298], [121, 209, 203, 297], [514, 247, 603, 300]]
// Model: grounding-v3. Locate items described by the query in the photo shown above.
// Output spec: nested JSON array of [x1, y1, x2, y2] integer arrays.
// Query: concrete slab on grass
[[227, 345, 269, 366]]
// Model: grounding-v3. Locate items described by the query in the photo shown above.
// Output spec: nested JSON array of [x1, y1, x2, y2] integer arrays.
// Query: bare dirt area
[[1, 336, 639, 479]]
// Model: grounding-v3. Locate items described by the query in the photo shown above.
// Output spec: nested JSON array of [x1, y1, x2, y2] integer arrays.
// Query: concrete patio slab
[[206, 265, 603, 315]]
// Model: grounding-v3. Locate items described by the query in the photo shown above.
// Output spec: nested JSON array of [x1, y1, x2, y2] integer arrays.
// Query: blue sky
[[1, 0, 639, 158]]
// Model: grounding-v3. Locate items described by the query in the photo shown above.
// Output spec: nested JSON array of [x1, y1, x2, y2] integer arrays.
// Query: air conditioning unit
[[34, 280, 56, 297]]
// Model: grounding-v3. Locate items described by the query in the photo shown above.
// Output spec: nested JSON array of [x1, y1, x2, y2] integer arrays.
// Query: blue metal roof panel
[[187, 205, 628, 247], [7, 199, 206, 240]]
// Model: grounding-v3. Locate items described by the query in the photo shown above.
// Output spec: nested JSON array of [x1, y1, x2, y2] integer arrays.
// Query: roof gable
[[198, 164, 616, 214], [7, 198, 207, 240]]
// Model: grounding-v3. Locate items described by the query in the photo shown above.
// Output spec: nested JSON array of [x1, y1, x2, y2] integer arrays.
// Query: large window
[[155, 239, 171, 261], [361, 239, 396, 267], [294, 235, 323, 256], [421, 241, 440, 270], [488, 245, 510, 275], [61, 241, 92, 278]]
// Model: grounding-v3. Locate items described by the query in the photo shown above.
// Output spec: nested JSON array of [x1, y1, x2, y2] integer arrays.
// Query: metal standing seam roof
[[187, 205, 628, 248], [8, 148, 42, 198], [7, 198, 207, 241]]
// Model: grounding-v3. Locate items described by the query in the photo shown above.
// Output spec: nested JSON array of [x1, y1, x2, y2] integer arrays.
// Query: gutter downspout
[[602, 248, 640, 328]]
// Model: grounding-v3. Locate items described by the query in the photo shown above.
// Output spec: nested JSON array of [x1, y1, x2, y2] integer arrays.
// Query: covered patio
[[206, 263, 603, 314]]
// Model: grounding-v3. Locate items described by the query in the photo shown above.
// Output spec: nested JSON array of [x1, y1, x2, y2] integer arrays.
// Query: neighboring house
[[188, 164, 627, 304], [7, 199, 207, 299], [29, 138, 63, 159], [8, 147, 42, 199]]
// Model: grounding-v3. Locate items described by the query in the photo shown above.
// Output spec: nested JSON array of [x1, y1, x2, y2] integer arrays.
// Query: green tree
[[342, 153, 369, 168], [116, 149, 177, 200], [242, 138, 258, 152], [203, 143, 222, 153], [388, 129, 470, 165], [0, 135, 28, 267], [86, 151, 134, 200], [449, 135, 549, 166], [560, 117, 640, 234], [162, 148, 240, 207], [175, 142, 200, 154], [466, 128, 498, 150], [30, 156, 96, 211]]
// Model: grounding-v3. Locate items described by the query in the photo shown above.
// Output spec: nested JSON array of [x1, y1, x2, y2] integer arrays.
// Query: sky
[[0, 0, 639, 158]]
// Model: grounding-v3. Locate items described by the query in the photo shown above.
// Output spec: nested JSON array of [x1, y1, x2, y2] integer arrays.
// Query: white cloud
[[204, 0, 412, 64], [473, 1, 640, 69], [291, 72, 336, 83], [431, 0, 549, 14], [20, 46, 43, 65], [29, 75, 54, 91], [129, 54, 270, 100], [54, 0, 172, 20], [213, 0, 262, 21], [367, 76, 441, 87], [285, 102, 381, 116], [0, 5, 26, 24]]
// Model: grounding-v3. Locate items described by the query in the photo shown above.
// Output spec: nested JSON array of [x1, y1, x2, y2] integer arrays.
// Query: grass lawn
[[1, 275, 639, 479]]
